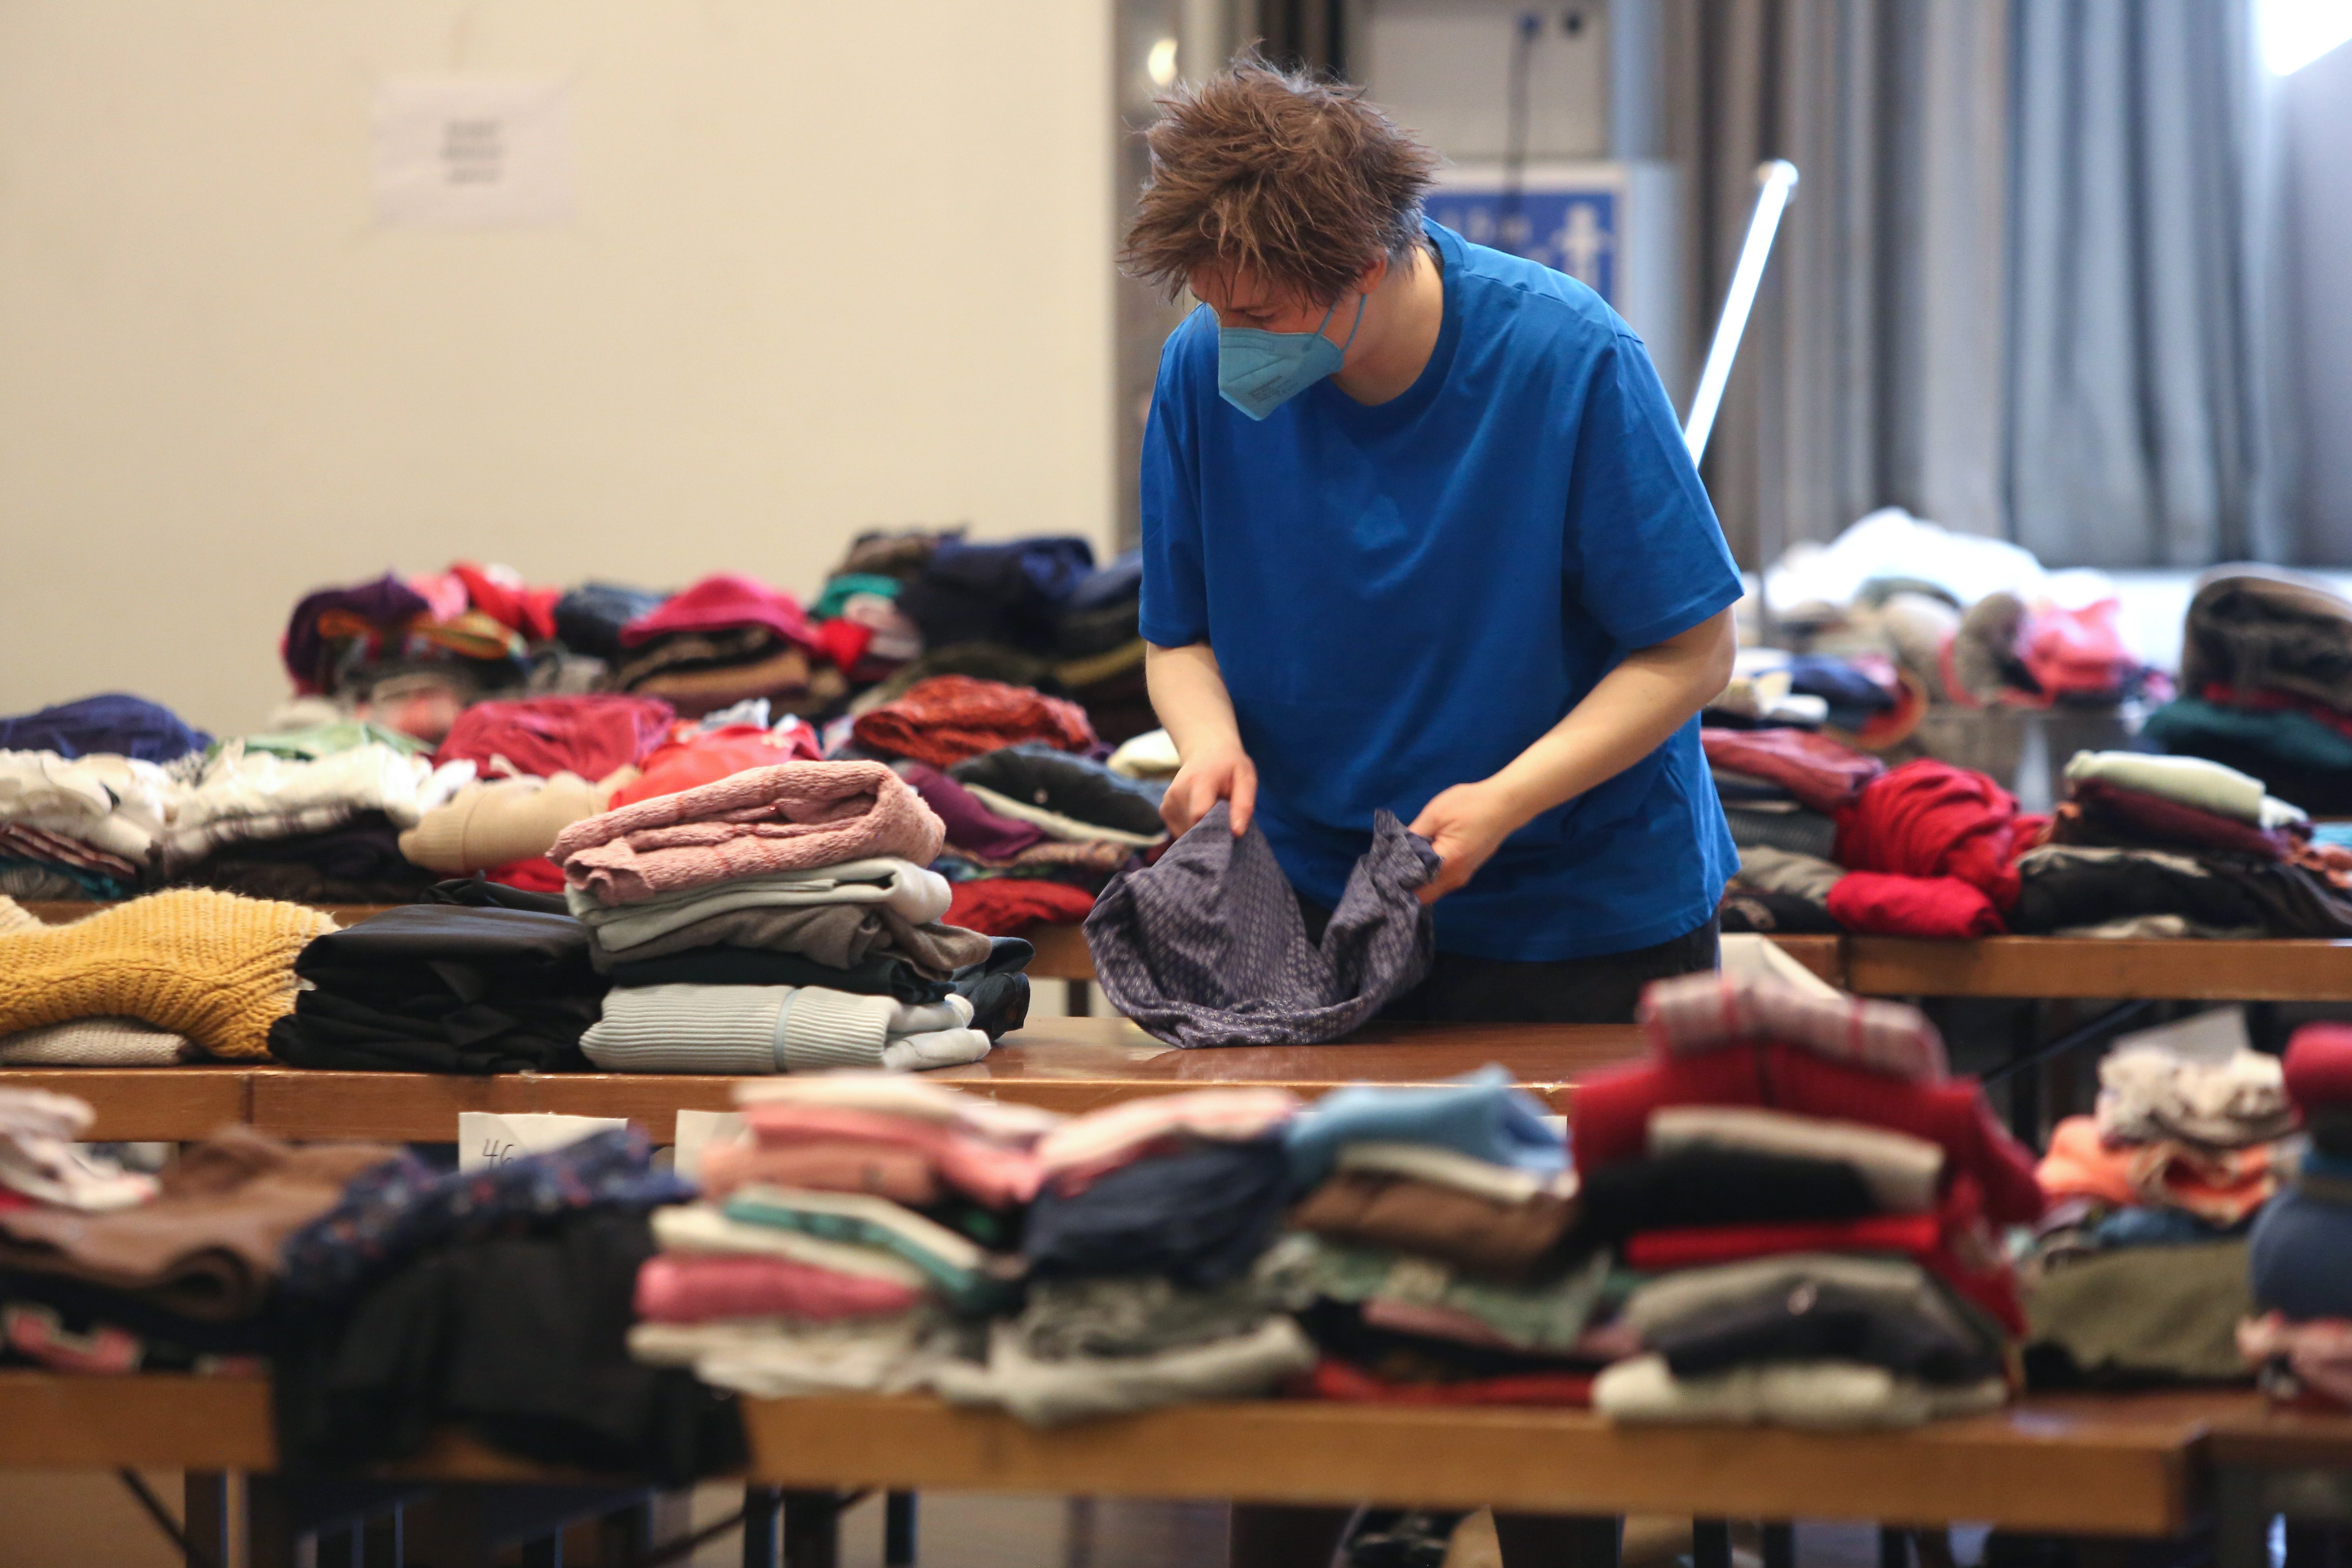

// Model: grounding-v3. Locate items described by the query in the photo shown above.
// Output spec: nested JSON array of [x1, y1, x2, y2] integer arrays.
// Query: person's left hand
[[1407, 780, 1526, 904]]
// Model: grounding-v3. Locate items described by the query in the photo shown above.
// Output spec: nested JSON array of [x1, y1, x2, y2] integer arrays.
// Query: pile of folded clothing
[[631, 1076, 1048, 1400], [562, 760, 1016, 1074], [271, 1125, 744, 1481], [929, 742, 1163, 937], [933, 1087, 1314, 1424], [282, 564, 561, 739], [2028, 1020, 2290, 1385], [2146, 566, 2352, 815], [1261, 1069, 1602, 1405], [396, 693, 675, 893], [0, 1093, 368, 1378], [609, 573, 845, 719], [2012, 751, 2352, 939], [0, 745, 178, 900], [158, 733, 475, 903], [0, 889, 336, 1062], [1702, 726, 1880, 866], [1577, 970, 2036, 1428], [265, 879, 610, 1073], [2243, 1025, 2352, 1406], [1707, 648, 1925, 750]]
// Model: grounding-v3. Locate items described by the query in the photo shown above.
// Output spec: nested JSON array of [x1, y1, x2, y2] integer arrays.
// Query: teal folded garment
[[2143, 698, 2352, 773], [811, 574, 904, 621], [721, 1186, 1020, 1314]]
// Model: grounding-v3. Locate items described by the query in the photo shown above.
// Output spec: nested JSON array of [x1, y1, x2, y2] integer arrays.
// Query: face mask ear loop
[[1335, 291, 1368, 357]]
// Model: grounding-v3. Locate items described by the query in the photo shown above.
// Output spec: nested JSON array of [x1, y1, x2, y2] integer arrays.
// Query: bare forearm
[[1488, 608, 1738, 825], [1145, 641, 1243, 760]]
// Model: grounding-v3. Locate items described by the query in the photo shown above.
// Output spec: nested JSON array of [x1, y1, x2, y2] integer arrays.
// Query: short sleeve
[[1564, 331, 1744, 650], [1139, 317, 1211, 649]]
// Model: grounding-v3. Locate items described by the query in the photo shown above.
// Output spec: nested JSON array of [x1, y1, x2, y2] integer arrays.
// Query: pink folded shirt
[[742, 1103, 1043, 1208], [634, 1252, 921, 1324], [1036, 1088, 1301, 1192], [698, 1140, 942, 1207], [553, 760, 945, 906]]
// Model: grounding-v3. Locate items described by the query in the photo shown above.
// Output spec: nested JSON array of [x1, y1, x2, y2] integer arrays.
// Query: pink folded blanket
[[553, 761, 945, 905]]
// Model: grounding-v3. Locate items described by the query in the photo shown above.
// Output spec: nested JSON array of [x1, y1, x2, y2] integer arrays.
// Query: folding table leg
[[1065, 981, 1092, 1017], [1879, 1526, 1909, 1568], [884, 1491, 918, 1565], [742, 1486, 782, 1568], [1760, 1522, 1795, 1568], [1692, 1520, 1734, 1568], [781, 1490, 841, 1568], [184, 1472, 232, 1568]]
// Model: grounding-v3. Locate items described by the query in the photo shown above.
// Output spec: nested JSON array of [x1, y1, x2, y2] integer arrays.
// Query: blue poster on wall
[[1424, 187, 1618, 303]]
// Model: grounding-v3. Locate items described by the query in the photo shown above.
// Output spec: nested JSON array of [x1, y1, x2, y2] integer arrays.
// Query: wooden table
[[1843, 936, 2352, 1002], [0, 1373, 2239, 1536], [2207, 1406, 2352, 1568], [0, 1018, 1644, 1142]]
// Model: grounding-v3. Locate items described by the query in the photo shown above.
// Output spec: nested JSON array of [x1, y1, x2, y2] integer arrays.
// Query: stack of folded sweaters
[[2146, 566, 2352, 814], [561, 761, 1018, 1074], [2244, 1025, 2352, 1405], [631, 1076, 1048, 1396], [2027, 1027, 2290, 1384], [266, 879, 612, 1073], [633, 1079, 1317, 1425], [1261, 1068, 1605, 1403], [1575, 971, 2039, 1428], [0, 1089, 380, 1379], [2016, 751, 2352, 938], [942, 1087, 1314, 1423]]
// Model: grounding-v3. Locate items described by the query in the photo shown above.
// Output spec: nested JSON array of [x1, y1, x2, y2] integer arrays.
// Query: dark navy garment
[[0, 693, 211, 763], [1140, 220, 1742, 962]]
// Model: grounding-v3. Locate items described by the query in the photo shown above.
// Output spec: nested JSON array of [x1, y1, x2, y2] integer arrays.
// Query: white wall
[[0, 0, 1115, 731]]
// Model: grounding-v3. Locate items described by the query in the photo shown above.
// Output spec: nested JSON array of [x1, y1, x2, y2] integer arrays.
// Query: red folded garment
[[851, 677, 1096, 771], [605, 722, 823, 810], [852, 675, 1097, 770], [1826, 871, 2002, 938], [450, 561, 559, 643], [1302, 1358, 1595, 1408], [620, 572, 818, 652], [1623, 1176, 2027, 1336], [810, 619, 875, 674], [946, 877, 1096, 936], [1701, 728, 1885, 815], [434, 694, 675, 781], [486, 856, 567, 893], [1835, 759, 2026, 913], [1570, 1039, 2045, 1225], [2287, 1024, 2352, 1113]]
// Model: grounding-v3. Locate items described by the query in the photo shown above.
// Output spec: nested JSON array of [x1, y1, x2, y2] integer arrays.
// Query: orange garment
[[604, 722, 822, 810], [2038, 1115, 2278, 1224]]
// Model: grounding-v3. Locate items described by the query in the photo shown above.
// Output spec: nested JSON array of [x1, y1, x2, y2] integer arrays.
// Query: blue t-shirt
[[1139, 220, 1742, 963]]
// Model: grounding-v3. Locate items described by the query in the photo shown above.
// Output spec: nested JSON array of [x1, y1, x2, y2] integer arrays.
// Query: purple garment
[[0, 693, 211, 763], [1085, 801, 1441, 1048], [896, 760, 1047, 858], [283, 573, 431, 693]]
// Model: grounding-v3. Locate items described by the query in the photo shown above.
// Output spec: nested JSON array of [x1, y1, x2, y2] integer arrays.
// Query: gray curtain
[[1657, 0, 2011, 568], [2005, 0, 2279, 567]]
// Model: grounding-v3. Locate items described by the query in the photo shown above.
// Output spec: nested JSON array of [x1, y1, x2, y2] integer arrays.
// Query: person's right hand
[[1160, 742, 1257, 838]]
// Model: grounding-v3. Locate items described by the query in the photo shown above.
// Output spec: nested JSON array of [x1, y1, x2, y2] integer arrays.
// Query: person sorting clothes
[[1128, 55, 1742, 1029]]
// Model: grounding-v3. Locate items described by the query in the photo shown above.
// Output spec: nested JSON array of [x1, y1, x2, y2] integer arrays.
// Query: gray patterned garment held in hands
[[1084, 802, 1441, 1048]]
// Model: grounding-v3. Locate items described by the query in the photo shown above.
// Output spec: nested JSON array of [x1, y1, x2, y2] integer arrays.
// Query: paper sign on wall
[[373, 77, 575, 229], [458, 1111, 625, 1171]]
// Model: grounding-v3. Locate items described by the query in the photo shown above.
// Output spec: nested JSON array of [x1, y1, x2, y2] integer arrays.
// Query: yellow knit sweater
[[0, 891, 338, 1060]]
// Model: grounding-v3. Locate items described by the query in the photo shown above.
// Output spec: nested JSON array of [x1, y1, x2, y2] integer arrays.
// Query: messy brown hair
[[1121, 51, 1442, 307]]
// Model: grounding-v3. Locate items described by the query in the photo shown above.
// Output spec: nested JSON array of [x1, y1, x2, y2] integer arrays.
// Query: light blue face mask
[[1215, 293, 1366, 420]]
